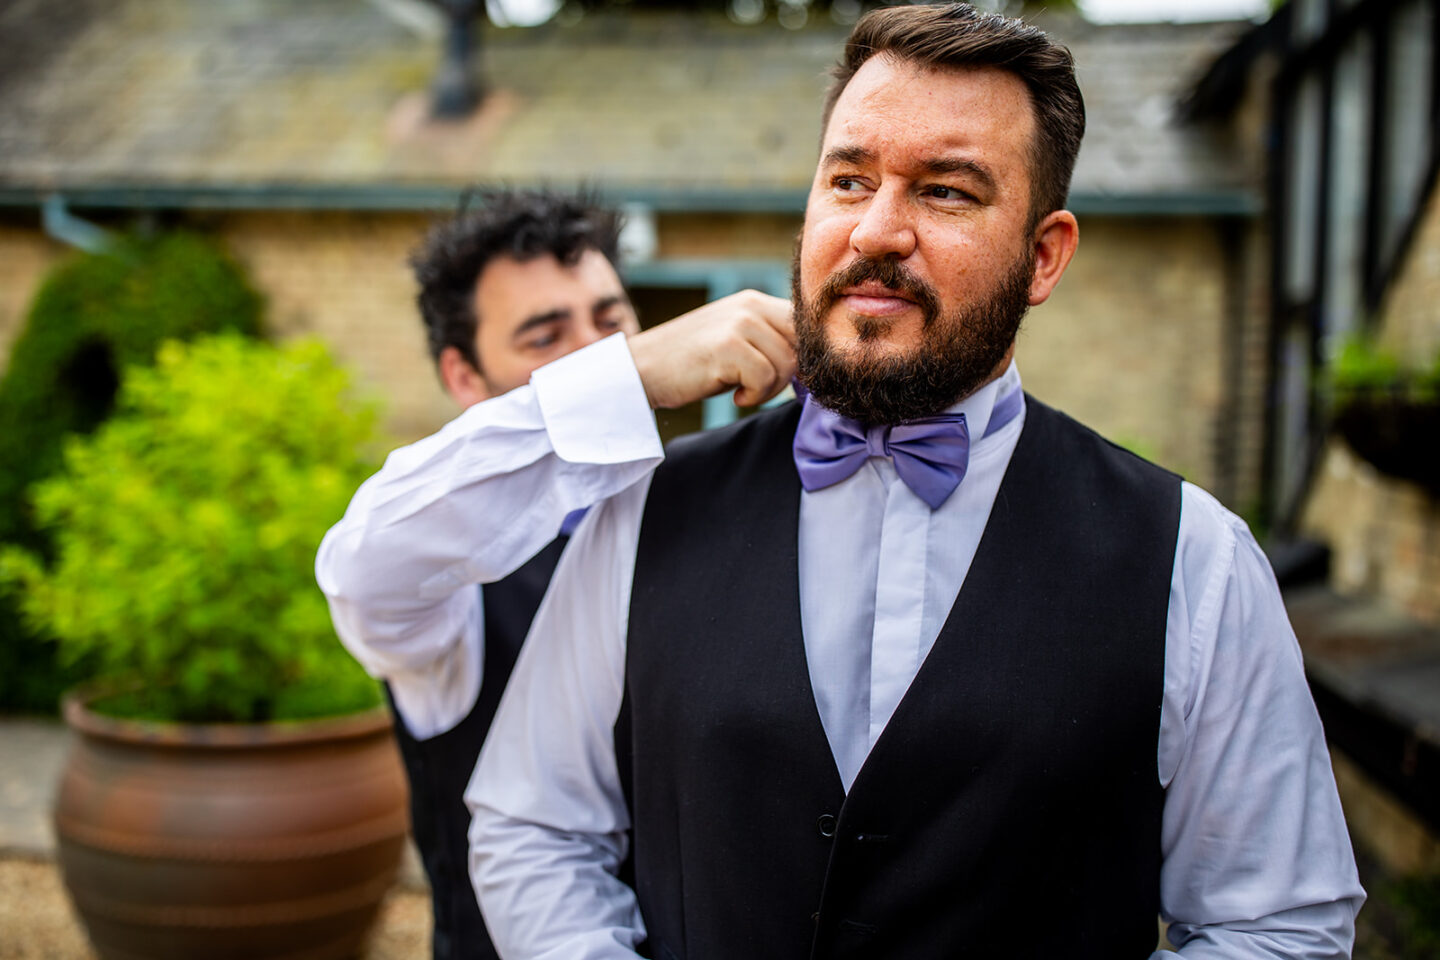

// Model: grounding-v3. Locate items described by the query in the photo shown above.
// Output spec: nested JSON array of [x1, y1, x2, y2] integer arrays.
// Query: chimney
[[426, 0, 485, 119]]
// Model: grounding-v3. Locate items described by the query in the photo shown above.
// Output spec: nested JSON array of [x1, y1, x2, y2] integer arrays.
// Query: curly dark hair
[[825, 3, 1085, 229], [410, 188, 624, 372]]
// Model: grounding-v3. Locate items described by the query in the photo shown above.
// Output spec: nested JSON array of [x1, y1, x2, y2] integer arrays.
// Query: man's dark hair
[[824, 3, 1085, 228], [410, 188, 623, 372]]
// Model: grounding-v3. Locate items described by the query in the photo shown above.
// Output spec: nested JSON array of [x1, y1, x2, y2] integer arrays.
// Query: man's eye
[[832, 176, 866, 193], [524, 333, 559, 350], [926, 185, 973, 202]]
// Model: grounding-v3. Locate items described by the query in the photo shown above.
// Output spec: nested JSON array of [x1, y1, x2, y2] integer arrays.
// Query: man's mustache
[[812, 257, 942, 323]]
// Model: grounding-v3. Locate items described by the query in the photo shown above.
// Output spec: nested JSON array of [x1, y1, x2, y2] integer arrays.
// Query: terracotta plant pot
[[54, 690, 409, 960]]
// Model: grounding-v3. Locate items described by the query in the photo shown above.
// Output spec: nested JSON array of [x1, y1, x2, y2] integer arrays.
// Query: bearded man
[[466, 5, 1364, 958]]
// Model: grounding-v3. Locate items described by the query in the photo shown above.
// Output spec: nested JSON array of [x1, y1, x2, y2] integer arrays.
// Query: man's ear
[[1027, 210, 1079, 307], [439, 345, 492, 408]]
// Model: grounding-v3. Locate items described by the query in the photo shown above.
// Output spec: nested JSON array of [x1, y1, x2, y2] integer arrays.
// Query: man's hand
[[627, 290, 795, 409]]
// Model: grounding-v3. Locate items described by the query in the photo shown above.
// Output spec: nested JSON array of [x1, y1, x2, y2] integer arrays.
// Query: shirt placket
[[867, 463, 930, 751]]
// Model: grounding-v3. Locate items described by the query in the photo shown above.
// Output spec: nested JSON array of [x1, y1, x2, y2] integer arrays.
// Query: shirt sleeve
[[1154, 483, 1365, 959], [314, 333, 661, 739], [467, 478, 650, 960]]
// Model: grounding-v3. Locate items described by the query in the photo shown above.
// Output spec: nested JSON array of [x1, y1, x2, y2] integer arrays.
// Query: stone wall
[[1302, 189, 1440, 627]]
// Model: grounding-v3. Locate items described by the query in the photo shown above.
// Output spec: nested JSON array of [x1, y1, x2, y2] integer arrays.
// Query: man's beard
[[793, 246, 1035, 425]]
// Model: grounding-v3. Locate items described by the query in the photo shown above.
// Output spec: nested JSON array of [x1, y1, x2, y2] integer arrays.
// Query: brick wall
[[1302, 189, 1440, 627], [658, 212, 803, 260], [0, 223, 65, 370], [210, 210, 454, 443], [1020, 216, 1244, 500], [1378, 186, 1440, 363], [2, 208, 1263, 510]]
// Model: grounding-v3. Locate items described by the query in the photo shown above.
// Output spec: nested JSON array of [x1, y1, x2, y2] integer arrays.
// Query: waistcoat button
[[817, 814, 837, 838]]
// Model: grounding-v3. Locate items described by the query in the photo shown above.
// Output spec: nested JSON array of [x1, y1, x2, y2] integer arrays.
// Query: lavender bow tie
[[792, 388, 1023, 509], [559, 507, 588, 537]]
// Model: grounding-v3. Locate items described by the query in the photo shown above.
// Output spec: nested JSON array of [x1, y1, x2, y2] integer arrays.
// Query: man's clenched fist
[[627, 290, 795, 410]]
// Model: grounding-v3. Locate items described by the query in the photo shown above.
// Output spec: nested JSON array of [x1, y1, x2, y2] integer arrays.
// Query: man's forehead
[[821, 56, 1036, 152], [474, 249, 625, 328]]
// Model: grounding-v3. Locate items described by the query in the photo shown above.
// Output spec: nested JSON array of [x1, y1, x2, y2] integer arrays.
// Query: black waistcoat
[[386, 536, 567, 960], [621, 398, 1180, 960]]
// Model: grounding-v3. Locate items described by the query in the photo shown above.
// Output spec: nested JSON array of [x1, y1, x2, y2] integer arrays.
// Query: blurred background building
[[1, 0, 1438, 953], [0, 0, 1262, 487]]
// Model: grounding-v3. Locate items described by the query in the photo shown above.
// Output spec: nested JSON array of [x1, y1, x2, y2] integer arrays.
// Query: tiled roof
[[0, 0, 1255, 210], [1063, 17, 1258, 204]]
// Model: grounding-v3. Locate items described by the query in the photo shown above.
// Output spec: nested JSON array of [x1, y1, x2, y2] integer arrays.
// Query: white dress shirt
[[466, 357, 1365, 959], [316, 333, 663, 739]]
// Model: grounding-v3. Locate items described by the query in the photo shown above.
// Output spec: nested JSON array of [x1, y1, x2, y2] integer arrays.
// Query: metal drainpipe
[[42, 194, 113, 254]]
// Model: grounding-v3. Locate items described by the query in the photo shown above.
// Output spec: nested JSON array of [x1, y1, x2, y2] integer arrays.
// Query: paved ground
[[0, 717, 430, 960], [0, 718, 70, 859], [0, 858, 430, 960]]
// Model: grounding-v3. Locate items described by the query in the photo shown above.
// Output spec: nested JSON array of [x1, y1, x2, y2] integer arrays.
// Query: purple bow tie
[[559, 507, 588, 537], [792, 388, 1023, 509]]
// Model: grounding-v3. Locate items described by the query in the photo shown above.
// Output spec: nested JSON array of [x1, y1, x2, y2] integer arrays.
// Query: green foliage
[[0, 232, 262, 545], [1358, 868, 1440, 960], [1332, 335, 1403, 394], [0, 232, 262, 713], [0, 335, 385, 723], [1330, 333, 1440, 404], [1388, 870, 1440, 960]]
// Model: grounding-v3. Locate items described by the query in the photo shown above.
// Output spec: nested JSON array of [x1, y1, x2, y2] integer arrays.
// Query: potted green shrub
[[1329, 335, 1440, 495], [0, 231, 263, 714], [0, 334, 407, 960]]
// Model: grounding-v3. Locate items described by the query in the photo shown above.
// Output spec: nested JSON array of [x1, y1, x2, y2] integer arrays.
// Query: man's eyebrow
[[922, 156, 997, 193], [512, 308, 570, 338], [591, 294, 627, 315], [821, 146, 997, 194], [820, 144, 875, 168]]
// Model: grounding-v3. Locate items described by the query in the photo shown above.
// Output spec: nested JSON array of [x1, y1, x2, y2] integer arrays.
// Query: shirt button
[[817, 814, 837, 838]]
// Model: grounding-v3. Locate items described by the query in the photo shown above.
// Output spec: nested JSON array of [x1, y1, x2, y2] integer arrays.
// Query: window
[[623, 260, 792, 440]]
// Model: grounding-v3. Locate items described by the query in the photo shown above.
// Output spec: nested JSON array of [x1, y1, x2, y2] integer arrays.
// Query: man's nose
[[849, 184, 917, 261]]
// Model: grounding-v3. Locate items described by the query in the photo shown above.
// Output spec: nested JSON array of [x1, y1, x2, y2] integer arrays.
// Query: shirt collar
[[942, 360, 1023, 444]]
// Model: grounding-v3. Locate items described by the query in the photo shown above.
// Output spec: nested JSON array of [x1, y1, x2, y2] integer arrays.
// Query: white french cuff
[[531, 333, 663, 465]]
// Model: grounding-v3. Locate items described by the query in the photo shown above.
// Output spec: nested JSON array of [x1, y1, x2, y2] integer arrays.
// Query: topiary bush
[[0, 231, 262, 713], [0, 334, 386, 724]]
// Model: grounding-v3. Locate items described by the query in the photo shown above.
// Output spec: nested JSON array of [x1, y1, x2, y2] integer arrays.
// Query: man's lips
[[838, 284, 916, 317]]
